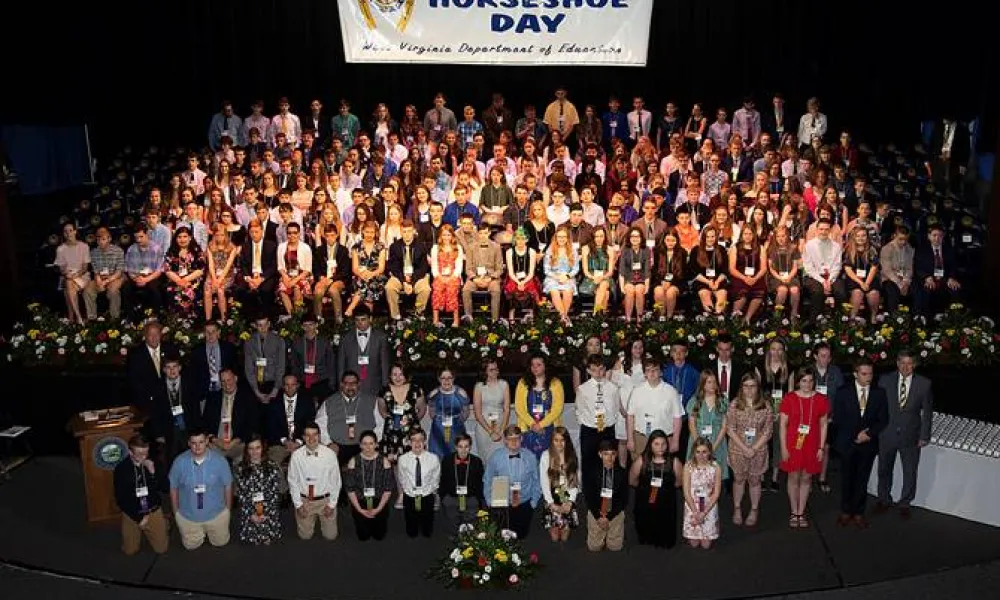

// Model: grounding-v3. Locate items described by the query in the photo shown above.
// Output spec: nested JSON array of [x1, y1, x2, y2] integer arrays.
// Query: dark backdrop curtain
[[0, 126, 92, 195], [2, 0, 993, 155]]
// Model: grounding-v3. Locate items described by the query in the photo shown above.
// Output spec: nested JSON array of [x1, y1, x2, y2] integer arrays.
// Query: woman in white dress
[[609, 336, 647, 467], [472, 359, 511, 459], [55, 222, 91, 324]]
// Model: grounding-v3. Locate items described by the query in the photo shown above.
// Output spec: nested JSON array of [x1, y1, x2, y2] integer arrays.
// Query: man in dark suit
[[876, 350, 933, 519], [832, 360, 889, 528], [127, 321, 178, 414], [336, 306, 390, 397], [203, 368, 259, 464], [416, 202, 446, 250], [237, 218, 278, 315], [187, 321, 238, 411], [385, 221, 432, 320], [289, 311, 337, 410], [913, 223, 961, 316], [927, 115, 970, 194], [150, 356, 204, 472], [253, 204, 279, 243], [266, 374, 318, 493], [712, 334, 756, 401], [312, 224, 352, 322], [720, 143, 754, 188], [305, 99, 333, 149]]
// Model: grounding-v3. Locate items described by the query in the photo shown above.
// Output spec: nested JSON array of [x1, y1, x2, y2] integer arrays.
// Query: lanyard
[[672, 366, 687, 396], [454, 458, 471, 490], [798, 393, 816, 429], [133, 462, 147, 491], [360, 456, 375, 491], [602, 467, 614, 489]]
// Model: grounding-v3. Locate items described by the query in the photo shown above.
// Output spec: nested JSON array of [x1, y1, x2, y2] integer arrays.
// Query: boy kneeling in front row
[[584, 440, 628, 552]]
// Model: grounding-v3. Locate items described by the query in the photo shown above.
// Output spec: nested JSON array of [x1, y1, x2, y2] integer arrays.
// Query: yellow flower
[[427, 334, 437, 343], [824, 330, 835, 339], [917, 330, 927, 339], [708, 329, 718, 337], [945, 329, 956, 337], [645, 328, 656, 337], [899, 306, 909, 313], [790, 331, 801, 338], [27, 303, 40, 311], [616, 331, 625, 340], [949, 303, 964, 310], [108, 330, 120, 339], [462, 547, 474, 559], [487, 333, 499, 344], [675, 328, 685, 338], [279, 329, 289, 338], [495, 551, 509, 563], [467, 329, 476, 337], [880, 327, 893, 338], [239, 331, 251, 341], [765, 331, 777, 339], [79, 329, 89, 338], [27, 329, 40, 340], [477, 510, 489, 518], [403, 330, 413, 339]]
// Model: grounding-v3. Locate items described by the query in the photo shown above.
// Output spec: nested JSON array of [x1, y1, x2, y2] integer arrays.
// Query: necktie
[[934, 248, 943, 270], [208, 346, 219, 390], [860, 387, 868, 414], [414, 456, 422, 488], [223, 117, 230, 133], [404, 246, 412, 269], [152, 350, 161, 374], [720, 365, 728, 395], [899, 379, 908, 408], [253, 243, 261, 272]]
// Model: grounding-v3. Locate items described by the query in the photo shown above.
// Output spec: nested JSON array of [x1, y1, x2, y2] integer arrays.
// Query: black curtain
[[3, 0, 993, 155]]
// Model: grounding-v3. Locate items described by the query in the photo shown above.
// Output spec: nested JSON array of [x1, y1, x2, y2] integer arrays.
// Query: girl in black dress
[[629, 429, 677, 548]]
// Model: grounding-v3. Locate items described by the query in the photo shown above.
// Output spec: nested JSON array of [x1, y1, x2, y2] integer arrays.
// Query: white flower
[[509, 574, 519, 584], [501, 529, 517, 541], [484, 565, 492, 574], [57, 348, 66, 355], [438, 350, 447, 358], [482, 574, 490, 582], [476, 531, 487, 539], [512, 554, 521, 566], [451, 568, 459, 578]]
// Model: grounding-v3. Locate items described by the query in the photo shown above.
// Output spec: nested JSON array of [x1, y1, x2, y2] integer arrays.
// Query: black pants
[[804, 278, 846, 320], [839, 444, 878, 516], [352, 506, 389, 541], [914, 283, 961, 317], [403, 494, 435, 537], [492, 503, 534, 540], [579, 424, 616, 490], [123, 279, 163, 316], [882, 280, 908, 312], [236, 280, 277, 318]]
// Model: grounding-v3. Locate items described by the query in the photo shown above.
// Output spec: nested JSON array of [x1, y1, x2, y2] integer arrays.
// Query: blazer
[[243, 332, 287, 395], [914, 243, 958, 283], [201, 386, 259, 442], [239, 239, 278, 282], [263, 221, 279, 243], [312, 242, 352, 284], [832, 384, 889, 456], [930, 121, 971, 163], [305, 112, 333, 148], [878, 372, 933, 448], [336, 327, 391, 397], [126, 342, 179, 412], [187, 341, 238, 395], [387, 239, 431, 281], [720, 153, 755, 184], [712, 360, 758, 400], [288, 335, 337, 390], [265, 395, 317, 446], [150, 375, 204, 442]]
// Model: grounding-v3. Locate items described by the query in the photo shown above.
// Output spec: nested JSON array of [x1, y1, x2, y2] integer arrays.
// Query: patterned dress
[[521, 387, 555, 459], [378, 384, 424, 461], [431, 249, 461, 312], [683, 463, 720, 541], [235, 460, 283, 545], [428, 387, 468, 459], [279, 246, 313, 296], [352, 241, 387, 302], [726, 406, 773, 482], [206, 247, 237, 294], [165, 248, 206, 315]]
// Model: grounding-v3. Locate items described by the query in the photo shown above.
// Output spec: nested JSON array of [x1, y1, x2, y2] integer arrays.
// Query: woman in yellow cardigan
[[515, 354, 565, 459]]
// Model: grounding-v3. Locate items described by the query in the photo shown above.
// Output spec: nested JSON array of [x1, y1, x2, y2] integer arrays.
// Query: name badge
[[532, 404, 544, 415], [743, 266, 755, 276], [179, 267, 188, 276], [252, 491, 265, 503], [288, 269, 299, 277], [363, 487, 376, 498], [252, 268, 262, 276], [962, 234, 972, 243], [342, 128, 349, 137], [171, 405, 184, 416], [838, 191, 846, 199], [645, 239, 656, 249], [700, 425, 713, 436], [392, 405, 405, 416], [99, 268, 110, 276], [216, 269, 226, 278], [403, 265, 414, 275], [705, 268, 716, 278], [135, 486, 149, 498], [632, 262, 642, 271], [456, 485, 469, 496], [934, 268, 945, 278], [594, 404, 606, 417], [326, 259, 336, 274], [559, 474, 568, 487], [744, 428, 756, 444], [140, 268, 152, 275], [771, 390, 782, 400], [644, 415, 653, 436], [731, 168, 739, 179], [780, 271, 790, 278], [419, 213, 429, 223], [441, 267, 452, 276], [442, 416, 454, 427], [496, 116, 504, 124], [434, 124, 442, 132], [857, 269, 867, 278], [651, 477, 663, 488], [358, 355, 370, 365], [304, 364, 316, 374], [694, 486, 708, 499], [221, 415, 231, 424], [600, 487, 613, 499], [476, 266, 487, 276], [610, 121, 618, 129], [346, 415, 358, 425], [515, 271, 526, 279], [194, 484, 207, 494], [798, 424, 811, 435], [558, 116, 566, 126], [256, 358, 267, 367], [537, 242, 547, 253], [816, 385, 828, 395]]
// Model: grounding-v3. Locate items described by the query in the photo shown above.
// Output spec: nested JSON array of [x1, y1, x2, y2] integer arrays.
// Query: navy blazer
[[387, 238, 431, 281], [720, 153, 755, 184], [265, 395, 317, 446], [187, 341, 238, 395], [832, 384, 889, 456], [914, 243, 958, 283], [201, 386, 259, 442], [312, 242, 352, 284], [239, 239, 278, 282]]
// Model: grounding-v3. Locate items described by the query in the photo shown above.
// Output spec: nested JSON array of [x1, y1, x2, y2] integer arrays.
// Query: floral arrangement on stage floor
[[3, 302, 998, 371], [426, 511, 541, 589]]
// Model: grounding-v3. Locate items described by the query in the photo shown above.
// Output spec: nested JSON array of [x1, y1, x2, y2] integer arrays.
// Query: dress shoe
[[899, 505, 912, 519], [873, 501, 890, 514], [837, 513, 851, 527], [852, 515, 869, 529]]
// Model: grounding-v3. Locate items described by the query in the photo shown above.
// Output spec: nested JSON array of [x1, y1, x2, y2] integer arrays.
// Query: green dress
[[578, 248, 612, 295], [685, 395, 729, 479]]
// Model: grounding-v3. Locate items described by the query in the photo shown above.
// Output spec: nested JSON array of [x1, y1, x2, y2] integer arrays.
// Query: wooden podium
[[70, 406, 145, 523]]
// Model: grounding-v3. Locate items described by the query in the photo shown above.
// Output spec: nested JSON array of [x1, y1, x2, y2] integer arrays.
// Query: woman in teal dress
[[427, 367, 470, 459], [578, 227, 617, 314], [686, 370, 729, 480]]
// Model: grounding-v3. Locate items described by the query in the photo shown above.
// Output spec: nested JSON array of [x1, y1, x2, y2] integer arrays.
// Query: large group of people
[[51, 89, 977, 330], [114, 308, 933, 556]]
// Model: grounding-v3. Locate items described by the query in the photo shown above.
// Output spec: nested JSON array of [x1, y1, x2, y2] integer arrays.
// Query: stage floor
[[1, 458, 999, 600]]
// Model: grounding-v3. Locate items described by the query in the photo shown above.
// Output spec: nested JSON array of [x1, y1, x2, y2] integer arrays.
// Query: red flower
[[529, 553, 539, 564], [900, 333, 909, 343], [542, 336, 551, 344], [959, 337, 968, 349], [477, 556, 488, 567], [778, 329, 788, 337], [96, 331, 109, 342]]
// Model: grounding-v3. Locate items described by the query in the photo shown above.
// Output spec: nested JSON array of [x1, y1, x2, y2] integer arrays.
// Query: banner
[[338, 0, 653, 66]]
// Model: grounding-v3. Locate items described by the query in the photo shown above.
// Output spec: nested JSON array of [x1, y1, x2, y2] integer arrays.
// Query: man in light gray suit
[[336, 306, 390, 398], [243, 313, 287, 407], [876, 350, 933, 519]]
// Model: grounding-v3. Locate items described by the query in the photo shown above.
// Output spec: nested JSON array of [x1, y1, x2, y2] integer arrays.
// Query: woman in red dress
[[779, 366, 829, 529]]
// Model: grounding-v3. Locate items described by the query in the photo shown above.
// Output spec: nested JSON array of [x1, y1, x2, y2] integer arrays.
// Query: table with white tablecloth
[[867, 444, 1000, 527]]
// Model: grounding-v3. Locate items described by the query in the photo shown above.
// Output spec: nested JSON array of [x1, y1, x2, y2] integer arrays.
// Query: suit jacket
[[930, 121, 970, 163], [243, 332, 287, 395], [126, 342, 179, 412], [878, 372, 933, 448], [416, 221, 444, 250], [388, 238, 431, 280], [712, 360, 757, 399], [265, 395, 317, 445], [832, 384, 889, 456], [263, 221, 279, 244], [187, 341, 238, 395], [463, 240, 504, 279], [305, 113, 333, 148], [336, 327, 391, 397], [239, 239, 278, 283], [720, 153, 755, 184], [913, 243, 957, 283], [201, 386, 259, 442], [277, 172, 293, 191], [288, 335, 337, 390], [312, 242, 352, 284], [150, 375, 204, 442]]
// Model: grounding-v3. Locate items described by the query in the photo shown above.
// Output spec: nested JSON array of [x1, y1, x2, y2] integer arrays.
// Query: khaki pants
[[296, 498, 339, 540], [385, 276, 431, 319], [83, 278, 123, 320], [462, 278, 502, 320], [121, 507, 169, 555], [631, 432, 649, 462], [211, 439, 245, 466], [586, 511, 625, 552], [313, 279, 345, 320], [175, 507, 231, 550]]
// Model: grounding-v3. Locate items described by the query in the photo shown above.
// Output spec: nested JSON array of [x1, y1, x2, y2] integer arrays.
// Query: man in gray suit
[[243, 313, 287, 408], [876, 350, 933, 519], [289, 310, 337, 409], [336, 306, 390, 398], [462, 221, 504, 321]]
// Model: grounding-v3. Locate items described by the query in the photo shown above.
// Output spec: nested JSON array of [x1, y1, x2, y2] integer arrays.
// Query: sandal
[[745, 508, 759, 527], [818, 480, 831, 493], [733, 511, 743, 526], [789, 514, 799, 528], [798, 514, 810, 528]]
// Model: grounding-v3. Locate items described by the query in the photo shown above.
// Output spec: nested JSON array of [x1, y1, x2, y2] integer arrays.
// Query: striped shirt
[[125, 242, 164, 275], [90, 244, 125, 276]]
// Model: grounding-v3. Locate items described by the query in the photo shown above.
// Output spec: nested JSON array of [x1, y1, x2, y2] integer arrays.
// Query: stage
[[1, 457, 998, 600]]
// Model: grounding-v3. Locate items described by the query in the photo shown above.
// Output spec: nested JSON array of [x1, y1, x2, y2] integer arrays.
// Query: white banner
[[338, 0, 653, 66]]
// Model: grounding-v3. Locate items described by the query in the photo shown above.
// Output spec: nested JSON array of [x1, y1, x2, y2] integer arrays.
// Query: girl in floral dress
[[540, 427, 580, 542], [235, 435, 282, 545], [164, 225, 206, 317], [683, 436, 722, 548], [345, 221, 387, 317], [430, 224, 464, 327], [377, 364, 426, 507], [204, 222, 239, 321]]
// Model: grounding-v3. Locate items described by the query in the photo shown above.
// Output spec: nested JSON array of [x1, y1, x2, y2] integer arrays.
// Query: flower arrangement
[[4, 303, 998, 370], [426, 511, 541, 589]]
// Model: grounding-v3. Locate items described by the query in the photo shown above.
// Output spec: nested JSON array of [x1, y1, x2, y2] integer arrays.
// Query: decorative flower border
[[426, 510, 541, 589]]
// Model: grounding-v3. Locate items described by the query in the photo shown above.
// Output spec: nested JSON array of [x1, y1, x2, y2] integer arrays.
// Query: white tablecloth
[[868, 444, 1000, 527]]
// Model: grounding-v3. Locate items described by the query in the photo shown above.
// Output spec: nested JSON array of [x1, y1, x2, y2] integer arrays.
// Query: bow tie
[[307, 450, 319, 457], [508, 453, 520, 459], [358, 331, 369, 338], [455, 457, 470, 465]]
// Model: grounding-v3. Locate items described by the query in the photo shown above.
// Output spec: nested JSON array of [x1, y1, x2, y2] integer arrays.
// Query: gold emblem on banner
[[358, 0, 415, 33]]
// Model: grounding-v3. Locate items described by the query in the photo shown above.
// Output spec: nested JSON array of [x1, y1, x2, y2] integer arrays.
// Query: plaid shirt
[[90, 244, 125, 276], [125, 242, 164, 275], [457, 120, 484, 150]]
